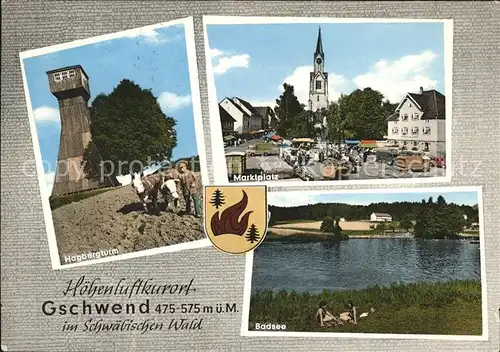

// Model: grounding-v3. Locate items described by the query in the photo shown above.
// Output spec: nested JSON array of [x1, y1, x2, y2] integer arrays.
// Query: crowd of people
[[281, 141, 376, 171]]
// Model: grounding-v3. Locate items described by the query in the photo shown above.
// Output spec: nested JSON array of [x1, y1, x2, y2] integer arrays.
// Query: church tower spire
[[315, 26, 324, 59], [308, 26, 329, 137]]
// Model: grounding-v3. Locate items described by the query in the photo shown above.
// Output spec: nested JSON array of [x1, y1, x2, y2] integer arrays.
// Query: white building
[[219, 97, 250, 134], [219, 97, 263, 134], [386, 87, 446, 157], [370, 212, 393, 222], [231, 97, 263, 132], [254, 106, 277, 130]]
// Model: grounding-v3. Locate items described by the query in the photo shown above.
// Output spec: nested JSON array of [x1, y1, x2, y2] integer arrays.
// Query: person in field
[[339, 300, 357, 325], [316, 301, 341, 327], [177, 161, 201, 218]]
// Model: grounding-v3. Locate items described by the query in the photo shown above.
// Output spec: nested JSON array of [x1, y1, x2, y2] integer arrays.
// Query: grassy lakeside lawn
[[249, 280, 482, 335], [460, 230, 480, 237], [265, 230, 401, 241]]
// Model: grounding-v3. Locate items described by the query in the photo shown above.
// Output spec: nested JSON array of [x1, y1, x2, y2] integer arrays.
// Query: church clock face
[[316, 57, 322, 65]]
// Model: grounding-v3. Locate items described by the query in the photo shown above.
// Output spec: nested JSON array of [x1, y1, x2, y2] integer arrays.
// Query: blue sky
[[207, 22, 445, 107], [22, 23, 197, 189], [270, 190, 478, 208]]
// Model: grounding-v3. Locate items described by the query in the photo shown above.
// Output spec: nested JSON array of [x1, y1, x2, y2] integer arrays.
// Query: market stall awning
[[360, 139, 378, 148], [271, 135, 282, 141], [292, 138, 314, 143], [345, 139, 361, 144], [224, 135, 236, 141]]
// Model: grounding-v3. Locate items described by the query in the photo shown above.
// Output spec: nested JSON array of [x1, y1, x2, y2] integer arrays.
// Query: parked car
[[246, 145, 260, 156], [375, 149, 398, 166], [413, 152, 445, 169], [396, 150, 429, 172], [435, 156, 446, 168]]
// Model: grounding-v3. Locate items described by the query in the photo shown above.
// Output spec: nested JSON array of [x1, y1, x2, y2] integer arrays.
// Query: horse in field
[[131, 171, 180, 213]]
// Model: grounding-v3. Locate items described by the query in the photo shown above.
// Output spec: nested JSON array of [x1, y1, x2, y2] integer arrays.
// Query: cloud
[[247, 99, 277, 108], [353, 50, 439, 103], [281, 65, 348, 106], [33, 106, 60, 123], [210, 48, 250, 75], [121, 28, 172, 44], [158, 92, 192, 112], [209, 48, 224, 58], [269, 192, 321, 207], [45, 171, 55, 195]]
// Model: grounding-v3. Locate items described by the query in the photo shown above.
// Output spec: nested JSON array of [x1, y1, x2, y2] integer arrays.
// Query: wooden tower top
[[47, 65, 90, 101]]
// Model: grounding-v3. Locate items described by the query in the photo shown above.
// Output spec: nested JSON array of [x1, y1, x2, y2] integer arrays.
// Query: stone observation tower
[[47, 65, 109, 196]]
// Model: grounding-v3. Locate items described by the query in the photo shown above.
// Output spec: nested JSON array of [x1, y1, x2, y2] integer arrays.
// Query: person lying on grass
[[339, 300, 357, 325], [316, 301, 342, 327]]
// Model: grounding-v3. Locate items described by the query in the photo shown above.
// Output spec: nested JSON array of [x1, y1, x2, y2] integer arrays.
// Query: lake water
[[251, 238, 481, 294]]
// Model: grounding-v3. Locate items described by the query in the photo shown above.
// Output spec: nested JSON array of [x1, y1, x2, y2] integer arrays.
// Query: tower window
[[316, 80, 322, 90], [53, 69, 76, 82], [317, 96, 319, 101]]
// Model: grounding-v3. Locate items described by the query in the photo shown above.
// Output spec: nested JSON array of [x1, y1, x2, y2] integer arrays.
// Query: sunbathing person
[[339, 300, 357, 325], [316, 301, 341, 327]]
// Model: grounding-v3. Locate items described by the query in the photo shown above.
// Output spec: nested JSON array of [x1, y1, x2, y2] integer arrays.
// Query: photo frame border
[[19, 16, 212, 270], [203, 16, 454, 187], [240, 185, 488, 340]]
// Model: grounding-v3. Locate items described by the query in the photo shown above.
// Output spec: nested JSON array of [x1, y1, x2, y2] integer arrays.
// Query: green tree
[[274, 83, 305, 137], [374, 222, 387, 234], [332, 217, 348, 240], [325, 97, 356, 144], [399, 216, 413, 232], [84, 79, 177, 177], [288, 110, 313, 138], [437, 195, 446, 206], [320, 216, 335, 233], [334, 88, 397, 140], [414, 202, 435, 239]]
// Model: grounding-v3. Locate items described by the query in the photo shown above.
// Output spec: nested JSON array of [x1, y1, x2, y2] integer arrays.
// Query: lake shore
[[249, 280, 482, 335], [267, 230, 400, 240], [266, 228, 479, 241]]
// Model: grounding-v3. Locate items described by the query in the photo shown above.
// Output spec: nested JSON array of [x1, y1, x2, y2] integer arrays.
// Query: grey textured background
[[2, 1, 500, 351]]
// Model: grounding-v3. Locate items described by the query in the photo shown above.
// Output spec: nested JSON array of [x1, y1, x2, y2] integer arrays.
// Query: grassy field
[[273, 220, 371, 231], [249, 280, 482, 335], [50, 187, 116, 210], [273, 220, 400, 232], [268, 220, 405, 239], [255, 143, 277, 151], [461, 230, 480, 236]]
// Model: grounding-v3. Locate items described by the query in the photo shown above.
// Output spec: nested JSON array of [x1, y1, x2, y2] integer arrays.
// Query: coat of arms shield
[[204, 185, 268, 254]]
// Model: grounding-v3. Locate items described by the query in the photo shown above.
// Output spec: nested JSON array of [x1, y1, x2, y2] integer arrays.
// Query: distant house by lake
[[370, 212, 393, 222]]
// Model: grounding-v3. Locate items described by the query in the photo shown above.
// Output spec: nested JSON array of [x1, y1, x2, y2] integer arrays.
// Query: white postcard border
[[240, 185, 488, 340], [19, 17, 212, 270], [203, 16, 453, 187]]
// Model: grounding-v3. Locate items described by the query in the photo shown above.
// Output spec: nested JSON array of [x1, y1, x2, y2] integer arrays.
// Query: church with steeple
[[308, 27, 329, 137]]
